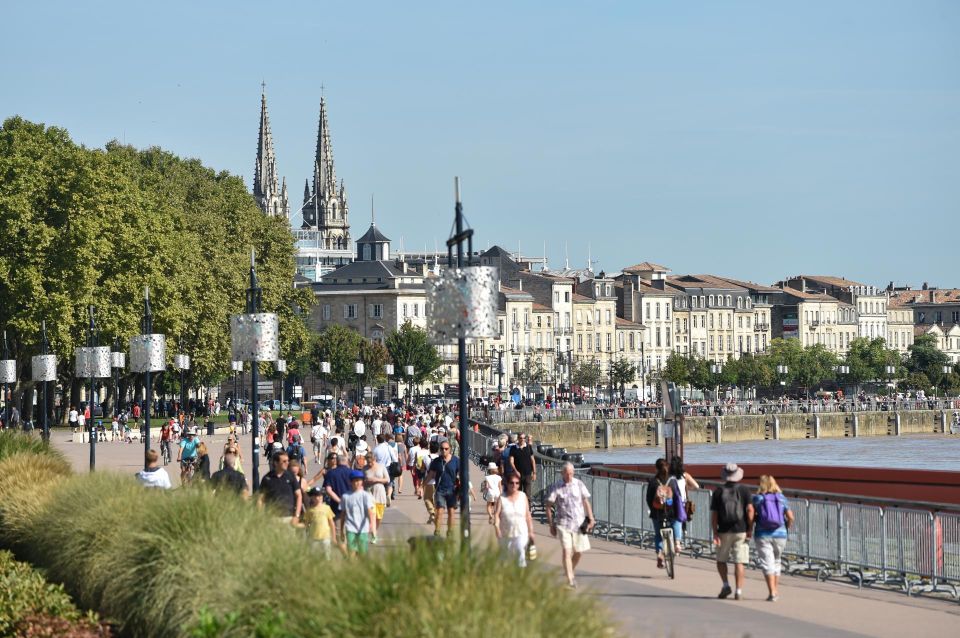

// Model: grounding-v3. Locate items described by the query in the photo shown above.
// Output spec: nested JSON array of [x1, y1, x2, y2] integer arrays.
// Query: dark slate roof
[[319, 259, 402, 283], [357, 223, 391, 244]]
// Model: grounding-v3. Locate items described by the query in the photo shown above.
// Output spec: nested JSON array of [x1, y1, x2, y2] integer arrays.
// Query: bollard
[[937, 411, 946, 434], [773, 415, 780, 440], [594, 424, 604, 449], [764, 416, 780, 440], [713, 416, 723, 444], [806, 415, 820, 439], [894, 412, 901, 436], [852, 413, 859, 438], [887, 412, 901, 436]]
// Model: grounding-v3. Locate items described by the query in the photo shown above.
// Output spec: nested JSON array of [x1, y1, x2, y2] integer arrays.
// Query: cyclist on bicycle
[[646, 457, 681, 570], [177, 427, 201, 484], [159, 420, 173, 464]]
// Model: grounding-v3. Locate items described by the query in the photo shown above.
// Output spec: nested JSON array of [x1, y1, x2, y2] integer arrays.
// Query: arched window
[[726, 295, 732, 306]]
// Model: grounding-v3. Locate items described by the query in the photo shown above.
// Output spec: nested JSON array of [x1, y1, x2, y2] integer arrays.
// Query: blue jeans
[[654, 520, 683, 553]]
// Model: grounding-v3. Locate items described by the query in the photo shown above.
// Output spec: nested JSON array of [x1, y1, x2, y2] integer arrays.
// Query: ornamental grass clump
[[0, 451, 72, 549], [0, 430, 57, 462]]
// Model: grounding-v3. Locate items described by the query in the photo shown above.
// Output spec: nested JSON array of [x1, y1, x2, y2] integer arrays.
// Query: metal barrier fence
[[464, 426, 960, 601], [484, 399, 960, 424]]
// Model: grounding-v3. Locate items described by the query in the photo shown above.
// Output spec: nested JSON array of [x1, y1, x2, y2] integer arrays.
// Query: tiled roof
[[780, 287, 836, 302], [711, 275, 781, 293], [796, 275, 867, 289], [572, 293, 593, 302], [615, 317, 645, 329], [531, 303, 552, 312], [623, 261, 669, 273], [891, 289, 960, 306]]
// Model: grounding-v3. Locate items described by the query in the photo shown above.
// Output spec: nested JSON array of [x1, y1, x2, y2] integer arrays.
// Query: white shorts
[[755, 536, 786, 575], [557, 527, 590, 553]]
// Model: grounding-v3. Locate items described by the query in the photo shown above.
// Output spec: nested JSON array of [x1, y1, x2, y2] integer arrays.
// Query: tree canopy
[[0, 117, 312, 403]]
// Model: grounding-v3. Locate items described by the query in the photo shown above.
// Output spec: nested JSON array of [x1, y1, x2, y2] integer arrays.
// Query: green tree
[[358, 339, 390, 391], [845, 337, 901, 386], [796, 344, 838, 395], [904, 371, 932, 394], [610, 357, 636, 396], [688, 357, 713, 393], [907, 334, 949, 382], [0, 117, 311, 419], [313, 325, 362, 396], [518, 355, 549, 388], [661, 353, 690, 386], [571, 360, 602, 392], [734, 353, 773, 389], [384, 321, 442, 387]]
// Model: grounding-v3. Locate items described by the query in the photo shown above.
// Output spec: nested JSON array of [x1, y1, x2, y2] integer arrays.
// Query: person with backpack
[[286, 435, 307, 473], [710, 463, 755, 600], [752, 475, 794, 602], [669, 455, 700, 553], [645, 458, 682, 569]]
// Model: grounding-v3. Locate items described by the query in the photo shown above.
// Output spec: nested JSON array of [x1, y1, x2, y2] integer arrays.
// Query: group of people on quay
[[127, 394, 797, 601]]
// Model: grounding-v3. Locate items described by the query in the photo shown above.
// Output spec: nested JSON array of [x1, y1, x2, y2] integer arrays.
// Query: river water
[[582, 435, 960, 471]]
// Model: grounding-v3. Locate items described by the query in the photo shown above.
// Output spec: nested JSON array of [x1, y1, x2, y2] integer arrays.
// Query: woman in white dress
[[494, 473, 535, 567]]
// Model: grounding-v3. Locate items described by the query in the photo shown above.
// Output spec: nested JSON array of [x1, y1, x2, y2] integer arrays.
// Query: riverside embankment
[[500, 409, 956, 450]]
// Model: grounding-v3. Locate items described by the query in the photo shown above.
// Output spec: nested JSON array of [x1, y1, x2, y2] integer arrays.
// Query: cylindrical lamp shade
[[320, 362, 331, 374], [32, 354, 57, 382], [129, 334, 167, 373], [355, 363, 365, 375], [230, 313, 279, 361], [111, 352, 125, 369], [385, 364, 395, 376], [232, 361, 243, 372], [174, 354, 191, 370], [404, 365, 414, 376], [75, 347, 111, 378], [275, 359, 287, 373], [0, 360, 16, 383], [425, 266, 499, 343]]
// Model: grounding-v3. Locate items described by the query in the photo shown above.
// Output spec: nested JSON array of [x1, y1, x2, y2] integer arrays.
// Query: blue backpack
[[756, 493, 785, 531]]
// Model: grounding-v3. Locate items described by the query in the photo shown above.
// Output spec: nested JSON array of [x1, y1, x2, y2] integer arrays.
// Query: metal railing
[[464, 425, 960, 602], [482, 399, 960, 424]]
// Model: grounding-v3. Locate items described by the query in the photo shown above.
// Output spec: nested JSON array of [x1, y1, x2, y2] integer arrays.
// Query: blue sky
[[3, 1, 957, 287]]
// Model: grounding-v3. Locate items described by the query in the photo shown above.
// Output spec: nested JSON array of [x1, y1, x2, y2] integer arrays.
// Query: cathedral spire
[[314, 97, 337, 197], [252, 85, 289, 221]]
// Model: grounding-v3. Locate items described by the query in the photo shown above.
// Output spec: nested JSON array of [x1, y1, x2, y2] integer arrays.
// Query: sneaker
[[568, 580, 578, 589], [766, 594, 779, 602], [734, 590, 742, 600], [718, 585, 732, 599], [370, 536, 379, 545]]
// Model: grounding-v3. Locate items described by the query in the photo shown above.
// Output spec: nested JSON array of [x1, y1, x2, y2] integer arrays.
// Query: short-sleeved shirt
[[341, 489, 375, 534], [323, 465, 354, 505], [259, 470, 301, 516], [547, 478, 591, 533], [428, 456, 460, 493], [710, 483, 755, 534], [752, 492, 791, 538], [304, 503, 335, 541], [179, 438, 199, 459], [512, 446, 534, 476], [210, 466, 246, 494]]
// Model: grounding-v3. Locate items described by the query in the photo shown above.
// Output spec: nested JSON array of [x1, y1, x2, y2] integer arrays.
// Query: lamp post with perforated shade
[[32, 322, 57, 442], [129, 288, 166, 471]]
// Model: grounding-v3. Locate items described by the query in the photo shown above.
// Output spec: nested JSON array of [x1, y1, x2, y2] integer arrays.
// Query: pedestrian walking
[[425, 438, 460, 537], [322, 453, 354, 540], [752, 475, 794, 601], [669, 455, 700, 552], [340, 470, 376, 555], [546, 462, 595, 588], [509, 433, 537, 502], [302, 486, 339, 557], [210, 446, 247, 496], [365, 451, 390, 544], [258, 451, 303, 525], [481, 462, 503, 525], [646, 458, 681, 568], [494, 471, 534, 567], [710, 463, 755, 600]]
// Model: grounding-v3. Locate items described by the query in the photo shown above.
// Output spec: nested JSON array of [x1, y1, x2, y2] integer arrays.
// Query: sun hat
[[721, 463, 744, 483], [487, 462, 498, 471], [350, 470, 365, 480]]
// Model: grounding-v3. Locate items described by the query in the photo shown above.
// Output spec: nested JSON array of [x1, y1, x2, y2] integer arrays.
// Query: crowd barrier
[[464, 426, 960, 602]]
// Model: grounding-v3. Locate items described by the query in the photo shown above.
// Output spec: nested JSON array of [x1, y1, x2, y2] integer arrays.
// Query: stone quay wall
[[499, 410, 954, 451]]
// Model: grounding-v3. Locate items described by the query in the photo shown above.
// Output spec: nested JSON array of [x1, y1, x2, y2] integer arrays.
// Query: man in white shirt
[[311, 420, 327, 463], [136, 449, 172, 489]]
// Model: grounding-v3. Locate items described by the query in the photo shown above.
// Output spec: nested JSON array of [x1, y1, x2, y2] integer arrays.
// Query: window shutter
[[343, 305, 349, 319]]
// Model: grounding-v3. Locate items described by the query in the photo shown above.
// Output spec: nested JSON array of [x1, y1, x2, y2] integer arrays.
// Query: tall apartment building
[[780, 275, 888, 342]]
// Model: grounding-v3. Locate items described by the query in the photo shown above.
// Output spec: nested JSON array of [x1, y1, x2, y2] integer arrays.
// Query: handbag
[[685, 499, 696, 519], [388, 461, 402, 479]]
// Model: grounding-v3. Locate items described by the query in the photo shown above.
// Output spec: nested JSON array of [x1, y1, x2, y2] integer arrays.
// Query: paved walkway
[[51, 430, 960, 638]]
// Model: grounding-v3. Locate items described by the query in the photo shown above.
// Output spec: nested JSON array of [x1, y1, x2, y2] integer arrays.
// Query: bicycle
[[660, 520, 677, 580], [180, 457, 198, 486], [160, 441, 172, 466]]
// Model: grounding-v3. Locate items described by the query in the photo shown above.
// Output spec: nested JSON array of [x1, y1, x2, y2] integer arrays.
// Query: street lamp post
[[75, 306, 111, 471], [403, 364, 414, 410], [276, 359, 286, 411], [111, 338, 125, 417], [885, 365, 897, 393], [0, 332, 14, 429], [384, 363, 394, 404], [31, 322, 57, 442], [776, 364, 789, 388], [175, 352, 190, 418], [129, 287, 166, 470], [354, 362, 365, 406], [490, 347, 504, 402]]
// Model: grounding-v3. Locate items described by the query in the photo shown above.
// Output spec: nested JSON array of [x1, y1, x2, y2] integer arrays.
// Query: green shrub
[[4, 462, 618, 638], [0, 549, 108, 637]]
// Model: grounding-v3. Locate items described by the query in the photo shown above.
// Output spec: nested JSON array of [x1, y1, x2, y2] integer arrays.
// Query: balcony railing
[[754, 322, 770, 331]]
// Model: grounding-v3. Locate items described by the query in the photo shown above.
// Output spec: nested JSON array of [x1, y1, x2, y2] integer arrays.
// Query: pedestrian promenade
[[51, 433, 959, 638]]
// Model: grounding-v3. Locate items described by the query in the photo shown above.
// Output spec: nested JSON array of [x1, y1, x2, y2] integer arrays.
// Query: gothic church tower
[[253, 87, 290, 221], [301, 97, 350, 250]]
